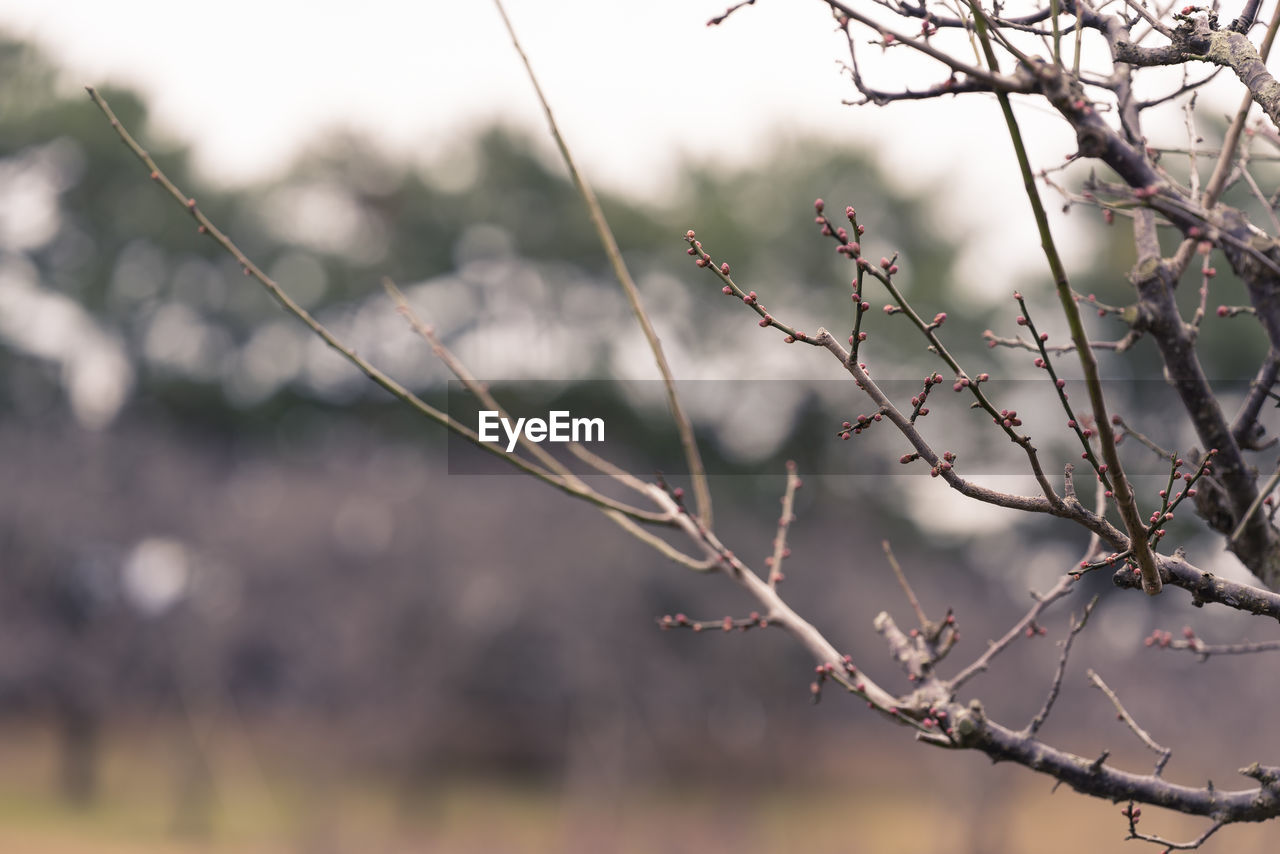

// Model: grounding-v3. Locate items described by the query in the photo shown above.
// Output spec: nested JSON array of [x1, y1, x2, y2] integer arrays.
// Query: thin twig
[[950, 575, 1077, 691], [84, 86, 669, 527], [1088, 669, 1173, 776], [383, 279, 717, 571], [1122, 0, 1175, 38], [1149, 631, 1280, 660], [1026, 596, 1098, 737], [1229, 457, 1280, 544], [492, 0, 713, 527], [1238, 155, 1280, 234], [982, 331, 1136, 354], [883, 540, 929, 627], [1184, 92, 1202, 202], [768, 462, 802, 587], [1126, 819, 1223, 851], [1112, 415, 1174, 460]]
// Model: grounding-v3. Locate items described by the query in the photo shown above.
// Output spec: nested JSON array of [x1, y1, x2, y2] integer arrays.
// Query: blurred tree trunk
[[53, 691, 98, 807]]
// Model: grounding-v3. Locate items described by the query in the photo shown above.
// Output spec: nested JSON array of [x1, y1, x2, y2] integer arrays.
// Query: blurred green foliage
[[0, 32, 971, 456]]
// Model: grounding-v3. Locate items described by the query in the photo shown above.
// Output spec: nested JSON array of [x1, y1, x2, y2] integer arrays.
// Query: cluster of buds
[[688, 228, 814, 343], [1144, 628, 1186, 648], [810, 655, 860, 704], [659, 612, 770, 632], [993, 408, 1023, 428], [765, 554, 790, 584], [930, 450, 957, 478], [838, 411, 884, 440], [669, 485, 686, 512], [1074, 552, 1126, 578], [1066, 419, 1093, 438], [921, 706, 948, 734], [1170, 450, 1214, 487], [814, 198, 866, 259], [1147, 506, 1174, 538], [910, 373, 943, 422], [685, 229, 708, 267], [951, 371, 989, 393], [1141, 453, 1214, 541]]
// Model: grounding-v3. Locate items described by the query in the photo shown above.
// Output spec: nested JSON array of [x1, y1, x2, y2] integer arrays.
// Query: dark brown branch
[[1232, 0, 1264, 33], [1115, 19, 1280, 129], [1115, 553, 1280, 620], [950, 711, 1280, 823], [707, 0, 757, 26], [1126, 257, 1280, 585], [1232, 348, 1280, 449], [843, 75, 1005, 106], [1136, 68, 1224, 109]]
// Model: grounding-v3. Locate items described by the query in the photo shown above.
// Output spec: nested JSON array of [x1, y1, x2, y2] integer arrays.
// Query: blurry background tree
[[2, 0, 1280, 850]]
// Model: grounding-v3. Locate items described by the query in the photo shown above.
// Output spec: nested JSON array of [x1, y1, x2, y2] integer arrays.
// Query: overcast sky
[[0, 0, 1244, 291], [0, 1, 893, 195]]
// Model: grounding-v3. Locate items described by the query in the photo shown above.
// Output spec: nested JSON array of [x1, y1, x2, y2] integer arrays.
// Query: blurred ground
[[1, 722, 1276, 854], [3, 414, 1280, 853]]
